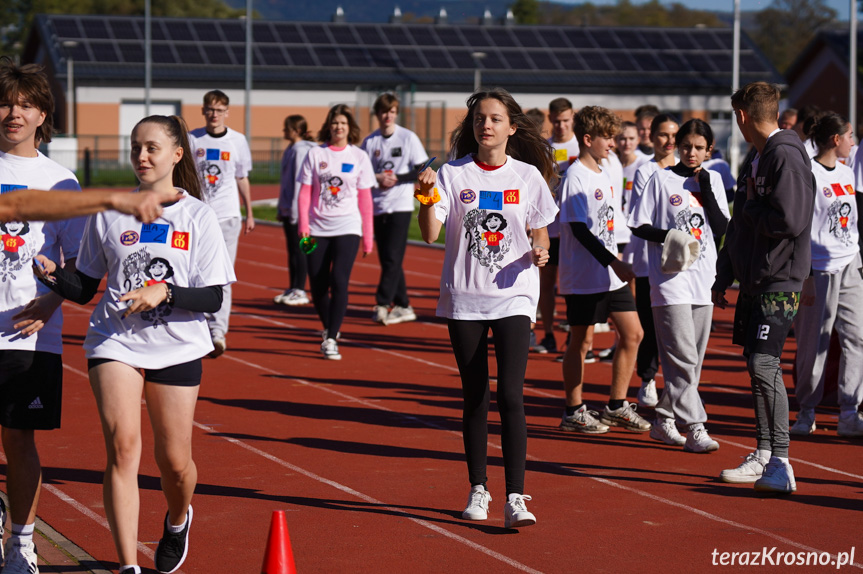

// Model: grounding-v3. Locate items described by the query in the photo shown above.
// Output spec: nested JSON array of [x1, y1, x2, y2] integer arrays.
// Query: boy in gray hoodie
[[712, 82, 815, 494]]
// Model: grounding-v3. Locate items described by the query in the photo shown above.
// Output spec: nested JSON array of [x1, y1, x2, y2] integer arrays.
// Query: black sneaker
[[584, 350, 598, 364], [155, 505, 193, 573]]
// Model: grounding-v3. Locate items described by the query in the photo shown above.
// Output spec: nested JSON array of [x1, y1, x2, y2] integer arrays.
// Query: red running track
[[5, 221, 862, 573]]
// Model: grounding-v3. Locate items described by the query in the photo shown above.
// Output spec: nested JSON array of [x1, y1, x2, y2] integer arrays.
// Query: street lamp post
[[471, 52, 486, 93], [62, 40, 78, 136]]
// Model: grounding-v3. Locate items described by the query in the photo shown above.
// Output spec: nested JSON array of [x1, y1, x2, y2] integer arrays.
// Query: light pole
[[62, 41, 78, 136], [471, 52, 486, 93], [729, 0, 741, 177], [850, 0, 857, 139], [245, 0, 253, 143]]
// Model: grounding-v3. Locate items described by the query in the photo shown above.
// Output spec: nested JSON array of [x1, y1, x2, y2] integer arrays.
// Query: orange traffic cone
[[261, 510, 297, 573]]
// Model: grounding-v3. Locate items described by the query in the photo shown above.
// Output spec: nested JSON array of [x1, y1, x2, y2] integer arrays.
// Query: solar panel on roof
[[253, 23, 277, 43], [286, 46, 315, 66], [196, 23, 222, 42], [742, 58, 770, 73], [87, 42, 116, 63], [526, 50, 561, 71], [108, 19, 139, 40], [397, 48, 426, 68], [164, 21, 191, 41], [667, 31, 697, 51], [258, 46, 287, 66], [714, 31, 734, 50], [203, 44, 233, 65], [480, 50, 507, 69], [151, 22, 168, 41], [229, 45, 245, 65], [177, 45, 205, 65], [606, 52, 638, 72], [450, 50, 478, 69], [53, 18, 83, 39], [640, 31, 673, 50], [342, 48, 372, 67], [275, 23, 303, 44], [422, 48, 451, 69], [152, 43, 177, 64], [581, 51, 610, 70], [486, 28, 518, 48], [631, 52, 665, 72], [695, 32, 723, 51], [118, 43, 144, 63], [386, 26, 413, 46], [662, 52, 692, 73], [511, 28, 543, 48], [405, 26, 437, 47], [220, 21, 245, 43], [711, 53, 732, 73], [502, 50, 532, 70], [553, 50, 587, 71], [315, 47, 344, 66], [328, 25, 358, 45], [368, 47, 397, 68], [435, 28, 466, 48], [565, 29, 596, 49], [542, 29, 569, 48], [303, 24, 332, 44], [355, 26, 385, 46], [616, 30, 650, 50], [460, 26, 491, 48]]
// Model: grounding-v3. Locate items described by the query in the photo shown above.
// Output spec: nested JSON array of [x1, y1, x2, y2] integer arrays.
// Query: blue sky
[[556, 0, 858, 21]]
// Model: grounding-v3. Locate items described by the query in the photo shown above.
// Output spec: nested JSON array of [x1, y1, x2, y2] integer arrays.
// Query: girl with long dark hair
[[417, 88, 558, 528]]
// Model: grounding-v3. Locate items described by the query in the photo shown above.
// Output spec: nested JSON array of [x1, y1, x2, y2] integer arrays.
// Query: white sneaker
[[386, 305, 416, 325], [462, 485, 491, 520], [719, 451, 768, 483], [593, 322, 610, 333], [683, 425, 719, 453], [504, 494, 536, 529], [321, 338, 341, 360], [372, 305, 389, 324], [637, 379, 658, 408], [650, 417, 685, 446], [600, 402, 652, 432], [276, 289, 309, 306], [837, 411, 863, 437], [754, 457, 796, 494], [559, 405, 610, 434], [2, 538, 39, 574], [790, 409, 816, 436]]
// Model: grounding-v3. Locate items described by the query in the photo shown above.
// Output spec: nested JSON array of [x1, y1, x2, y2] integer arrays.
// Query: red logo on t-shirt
[[171, 231, 190, 250], [504, 189, 520, 204], [483, 231, 504, 246], [845, 185, 856, 195], [832, 183, 846, 196], [221, 151, 231, 161]]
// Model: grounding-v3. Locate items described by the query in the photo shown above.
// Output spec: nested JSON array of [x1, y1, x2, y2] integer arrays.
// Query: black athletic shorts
[[0, 350, 63, 430], [565, 285, 637, 326], [87, 358, 203, 387], [547, 237, 560, 267], [733, 290, 799, 358]]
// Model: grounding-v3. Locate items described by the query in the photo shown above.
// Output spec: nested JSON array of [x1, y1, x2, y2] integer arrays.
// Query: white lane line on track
[[220, 352, 863, 569]]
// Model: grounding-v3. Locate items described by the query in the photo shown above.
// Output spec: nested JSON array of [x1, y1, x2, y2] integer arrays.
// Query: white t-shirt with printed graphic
[[188, 127, 252, 221], [0, 151, 85, 354], [558, 159, 625, 295], [361, 125, 428, 215], [619, 154, 651, 260], [433, 155, 558, 321], [299, 145, 376, 237], [630, 168, 729, 307], [76, 191, 236, 369], [625, 159, 665, 277], [810, 160, 859, 273], [547, 135, 581, 238]]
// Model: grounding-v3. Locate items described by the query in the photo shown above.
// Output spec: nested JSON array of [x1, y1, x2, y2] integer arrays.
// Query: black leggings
[[307, 235, 360, 336], [635, 277, 658, 381], [373, 211, 412, 308], [447, 315, 530, 496], [282, 221, 308, 291]]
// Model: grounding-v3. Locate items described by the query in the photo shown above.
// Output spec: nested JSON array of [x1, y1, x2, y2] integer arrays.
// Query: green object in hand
[[300, 237, 317, 255]]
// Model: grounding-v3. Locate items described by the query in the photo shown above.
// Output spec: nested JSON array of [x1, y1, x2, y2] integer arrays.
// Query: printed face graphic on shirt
[[0, 220, 32, 270], [827, 200, 855, 246], [463, 209, 511, 272], [121, 247, 174, 328], [674, 207, 706, 262], [318, 172, 345, 209], [200, 162, 222, 196], [595, 202, 615, 249]]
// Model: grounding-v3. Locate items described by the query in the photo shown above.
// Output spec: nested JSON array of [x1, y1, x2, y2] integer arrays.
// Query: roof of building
[[785, 28, 862, 85], [24, 14, 783, 93]]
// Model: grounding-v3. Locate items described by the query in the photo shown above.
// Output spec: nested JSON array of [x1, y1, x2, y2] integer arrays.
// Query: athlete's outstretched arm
[[0, 188, 180, 223]]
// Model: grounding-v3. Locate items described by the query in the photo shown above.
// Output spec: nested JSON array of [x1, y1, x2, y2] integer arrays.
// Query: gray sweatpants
[[653, 304, 712, 426], [794, 253, 863, 414], [749, 353, 789, 458], [206, 216, 241, 339]]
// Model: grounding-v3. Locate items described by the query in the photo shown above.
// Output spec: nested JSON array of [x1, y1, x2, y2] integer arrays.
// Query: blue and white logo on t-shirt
[[479, 191, 502, 210]]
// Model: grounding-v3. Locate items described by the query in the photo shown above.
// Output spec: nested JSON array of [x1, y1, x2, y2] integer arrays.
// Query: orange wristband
[[414, 187, 440, 205]]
